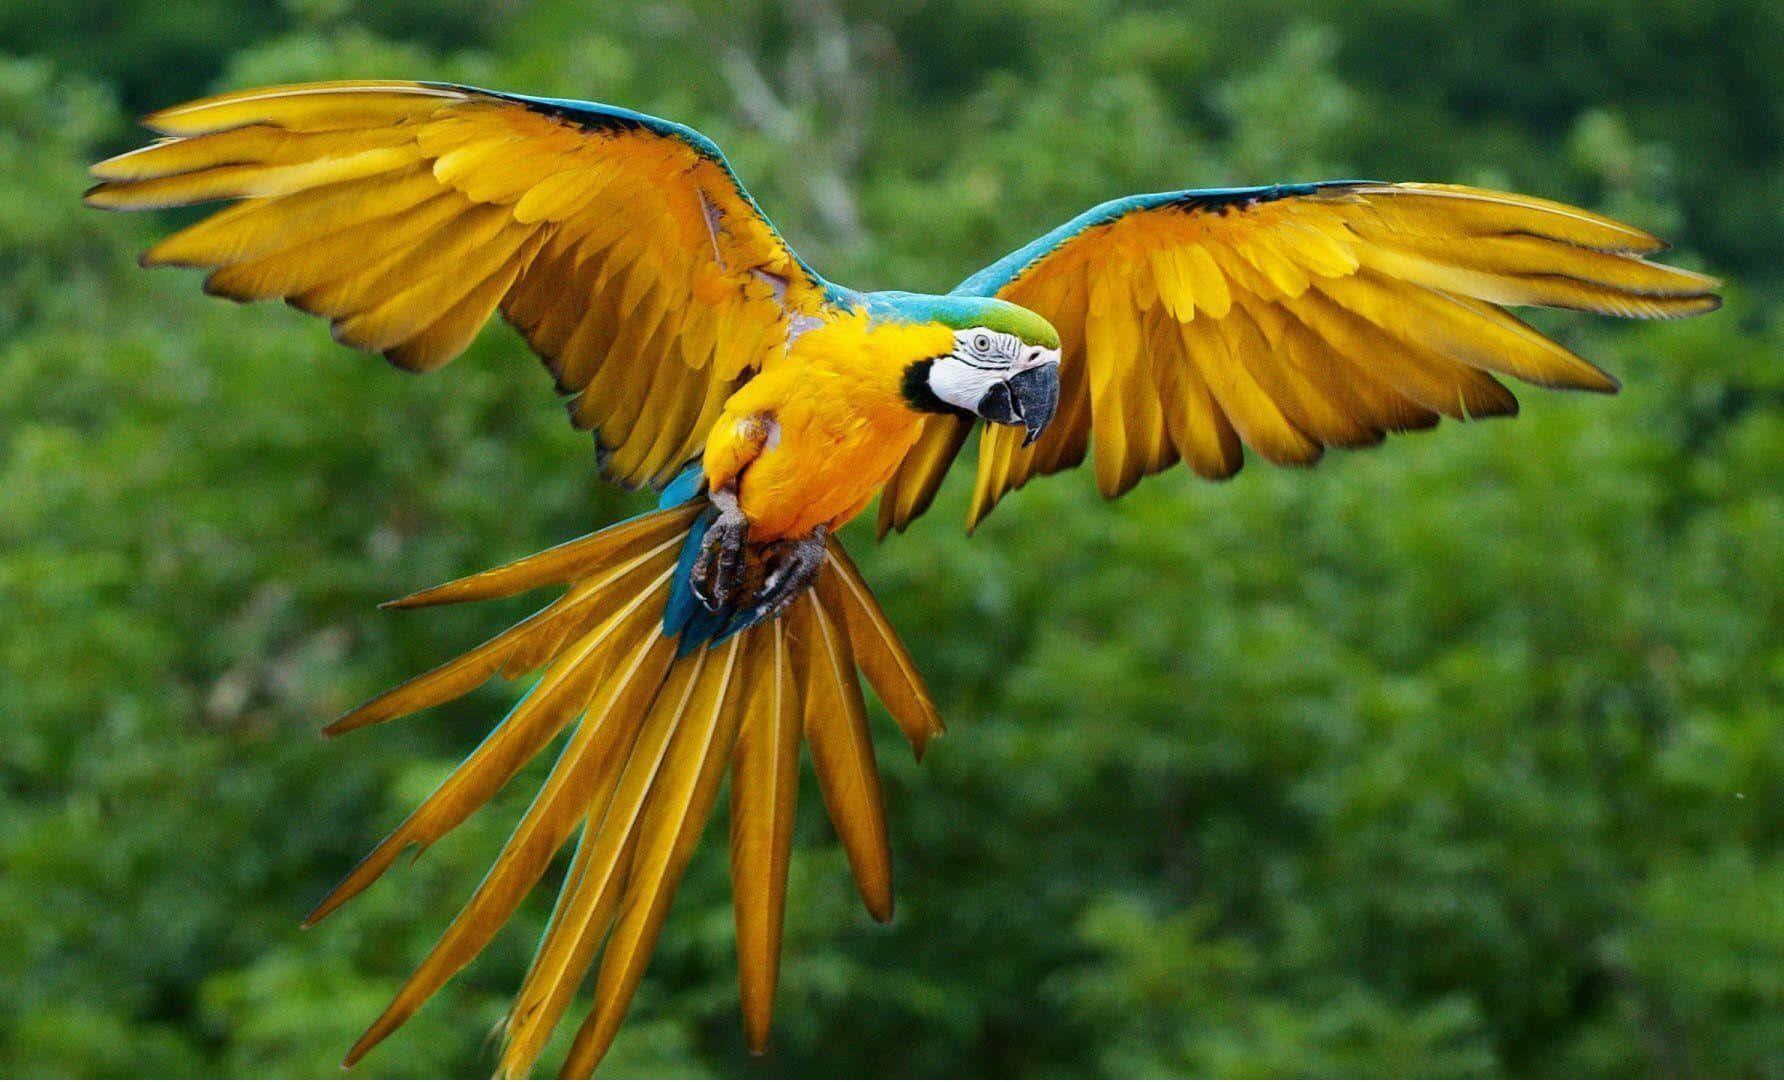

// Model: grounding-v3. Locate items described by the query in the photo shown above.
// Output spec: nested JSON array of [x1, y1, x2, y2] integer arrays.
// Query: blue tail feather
[[657, 463, 707, 510], [661, 504, 713, 645]]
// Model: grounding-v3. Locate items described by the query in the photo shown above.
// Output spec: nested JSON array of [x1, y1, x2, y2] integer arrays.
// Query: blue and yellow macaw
[[88, 80, 1719, 1076]]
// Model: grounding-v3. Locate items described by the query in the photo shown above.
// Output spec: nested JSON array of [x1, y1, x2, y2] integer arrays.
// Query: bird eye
[[971, 332, 992, 354]]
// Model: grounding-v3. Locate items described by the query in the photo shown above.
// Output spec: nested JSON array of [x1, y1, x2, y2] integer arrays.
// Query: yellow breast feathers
[[704, 312, 956, 539]]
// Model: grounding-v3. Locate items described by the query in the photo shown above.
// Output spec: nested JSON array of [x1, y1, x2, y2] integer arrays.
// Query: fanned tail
[[310, 502, 944, 1077]]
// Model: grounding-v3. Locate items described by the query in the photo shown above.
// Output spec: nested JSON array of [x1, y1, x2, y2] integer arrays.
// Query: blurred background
[[4, 0, 1782, 1075]]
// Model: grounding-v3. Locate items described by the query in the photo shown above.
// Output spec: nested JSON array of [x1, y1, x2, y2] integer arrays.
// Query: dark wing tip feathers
[[381, 345, 433, 373], [1454, 389, 1521, 423], [201, 277, 254, 304], [1165, 179, 1376, 215]]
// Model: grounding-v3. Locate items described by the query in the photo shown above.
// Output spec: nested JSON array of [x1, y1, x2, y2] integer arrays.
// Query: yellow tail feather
[[312, 506, 936, 1077]]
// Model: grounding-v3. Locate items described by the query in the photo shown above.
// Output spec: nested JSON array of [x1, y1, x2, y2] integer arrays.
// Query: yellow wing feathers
[[88, 80, 828, 489], [899, 182, 1719, 531]]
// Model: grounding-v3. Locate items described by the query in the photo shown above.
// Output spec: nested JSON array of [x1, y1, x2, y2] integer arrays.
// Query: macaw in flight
[[88, 80, 1719, 1077]]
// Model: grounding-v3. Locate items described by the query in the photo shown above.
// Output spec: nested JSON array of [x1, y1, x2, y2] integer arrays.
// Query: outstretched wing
[[879, 182, 1719, 533], [87, 80, 837, 489]]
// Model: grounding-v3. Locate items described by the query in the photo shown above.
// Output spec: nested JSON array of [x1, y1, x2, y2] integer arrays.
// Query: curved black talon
[[752, 524, 828, 622], [690, 505, 749, 611]]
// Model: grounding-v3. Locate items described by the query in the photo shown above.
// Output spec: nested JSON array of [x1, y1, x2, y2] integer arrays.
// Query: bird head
[[898, 296, 1062, 446]]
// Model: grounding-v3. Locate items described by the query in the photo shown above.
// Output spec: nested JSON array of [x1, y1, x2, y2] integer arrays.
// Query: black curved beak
[[974, 364, 1060, 446], [1006, 363, 1060, 446]]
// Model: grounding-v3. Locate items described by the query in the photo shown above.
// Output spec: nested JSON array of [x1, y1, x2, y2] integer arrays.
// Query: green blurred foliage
[[3, 0, 1781, 1076]]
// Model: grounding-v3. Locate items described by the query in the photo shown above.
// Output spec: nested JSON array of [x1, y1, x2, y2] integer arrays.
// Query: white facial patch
[[927, 327, 1059, 413], [927, 354, 1009, 412]]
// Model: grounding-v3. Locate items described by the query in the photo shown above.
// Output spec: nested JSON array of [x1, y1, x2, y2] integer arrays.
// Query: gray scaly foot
[[690, 486, 749, 611], [752, 524, 828, 622]]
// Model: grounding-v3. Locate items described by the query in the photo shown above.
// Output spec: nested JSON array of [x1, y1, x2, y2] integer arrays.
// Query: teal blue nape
[[860, 291, 1063, 349]]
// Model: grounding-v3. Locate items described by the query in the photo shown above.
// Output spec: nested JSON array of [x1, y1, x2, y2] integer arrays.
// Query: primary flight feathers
[[89, 79, 1717, 1077], [909, 182, 1719, 530], [89, 80, 832, 489]]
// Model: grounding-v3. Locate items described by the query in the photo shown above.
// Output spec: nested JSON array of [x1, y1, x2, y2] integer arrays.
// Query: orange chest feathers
[[703, 313, 955, 540]]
